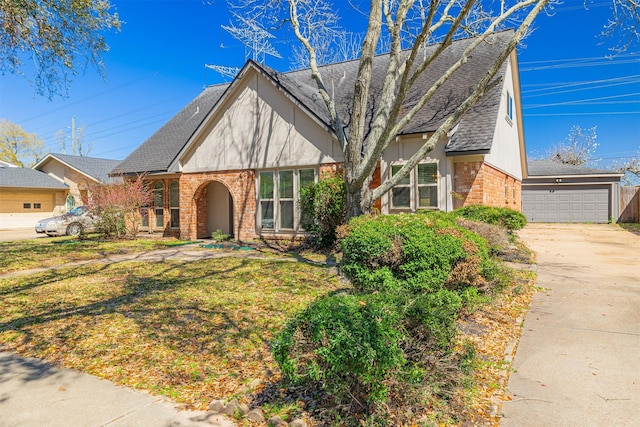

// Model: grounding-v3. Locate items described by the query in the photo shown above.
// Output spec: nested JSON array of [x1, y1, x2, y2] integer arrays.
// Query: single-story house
[[522, 159, 623, 223], [0, 161, 68, 229], [112, 30, 526, 241], [34, 153, 122, 212]]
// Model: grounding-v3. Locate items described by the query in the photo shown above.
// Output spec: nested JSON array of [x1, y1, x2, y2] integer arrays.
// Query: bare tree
[[229, 0, 554, 216], [547, 125, 599, 166], [617, 150, 640, 185], [600, 0, 640, 52]]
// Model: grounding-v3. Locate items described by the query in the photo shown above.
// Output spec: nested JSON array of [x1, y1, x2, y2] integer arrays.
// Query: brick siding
[[179, 170, 256, 241], [453, 161, 521, 211]]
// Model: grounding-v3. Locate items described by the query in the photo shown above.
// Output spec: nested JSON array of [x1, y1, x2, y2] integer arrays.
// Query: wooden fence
[[619, 186, 640, 223]]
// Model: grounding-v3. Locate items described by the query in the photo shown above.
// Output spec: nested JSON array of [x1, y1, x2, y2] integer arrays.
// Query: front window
[[154, 182, 164, 228], [417, 163, 438, 208], [391, 165, 411, 209], [170, 181, 180, 228], [390, 162, 439, 211], [258, 168, 316, 232], [66, 195, 76, 212], [506, 91, 514, 122]]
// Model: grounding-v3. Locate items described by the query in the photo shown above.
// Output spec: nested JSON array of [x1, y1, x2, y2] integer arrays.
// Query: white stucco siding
[[181, 71, 342, 172], [484, 57, 523, 180], [379, 135, 453, 213]]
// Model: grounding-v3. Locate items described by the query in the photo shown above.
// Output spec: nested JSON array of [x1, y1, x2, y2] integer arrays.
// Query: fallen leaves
[[0, 257, 342, 410]]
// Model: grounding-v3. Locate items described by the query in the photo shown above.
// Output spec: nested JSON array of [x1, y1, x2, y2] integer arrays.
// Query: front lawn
[[0, 236, 199, 275], [0, 258, 343, 409]]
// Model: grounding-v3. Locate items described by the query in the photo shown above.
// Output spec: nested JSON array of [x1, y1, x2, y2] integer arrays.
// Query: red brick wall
[[453, 161, 521, 211], [179, 170, 256, 241]]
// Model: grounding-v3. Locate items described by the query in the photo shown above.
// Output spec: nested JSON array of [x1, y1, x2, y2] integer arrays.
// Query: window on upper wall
[[23, 203, 31, 209], [506, 91, 514, 123], [258, 168, 317, 232], [34, 203, 41, 209], [390, 162, 439, 211], [169, 181, 180, 228], [154, 181, 164, 228]]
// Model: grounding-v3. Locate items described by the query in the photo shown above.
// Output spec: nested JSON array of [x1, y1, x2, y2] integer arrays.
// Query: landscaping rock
[[289, 419, 307, 427], [208, 399, 226, 413], [268, 415, 287, 426], [246, 408, 265, 422], [239, 403, 250, 415], [223, 399, 241, 416]]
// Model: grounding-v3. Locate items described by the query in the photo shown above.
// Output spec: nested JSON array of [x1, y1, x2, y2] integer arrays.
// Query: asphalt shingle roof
[[0, 166, 68, 189], [526, 159, 623, 176], [112, 86, 228, 175], [38, 153, 122, 183], [115, 31, 514, 175]]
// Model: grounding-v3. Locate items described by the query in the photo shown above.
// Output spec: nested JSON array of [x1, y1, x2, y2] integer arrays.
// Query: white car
[[35, 206, 97, 236]]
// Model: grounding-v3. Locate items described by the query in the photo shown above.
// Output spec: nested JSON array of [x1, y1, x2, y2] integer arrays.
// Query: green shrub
[[272, 292, 405, 406], [341, 213, 492, 294], [272, 212, 503, 421], [453, 205, 527, 231], [299, 173, 346, 248]]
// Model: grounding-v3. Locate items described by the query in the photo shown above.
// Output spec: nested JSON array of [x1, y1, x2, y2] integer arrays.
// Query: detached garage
[[523, 160, 623, 223]]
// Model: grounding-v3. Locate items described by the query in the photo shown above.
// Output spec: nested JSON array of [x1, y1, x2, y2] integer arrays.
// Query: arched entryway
[[205, 181, 234, 238]]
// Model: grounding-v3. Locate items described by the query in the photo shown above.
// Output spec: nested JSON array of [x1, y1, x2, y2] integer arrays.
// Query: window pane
[[261, 201, 274, 229], [154, 182, 164, 206], [299, 169, 315, 190], [66, 195, 76, 211], [418, 186, 438, 208], [155, 208, 164, 227], [418, 163, 437, 184], [170, 209, 180, 228], [170, 181, 179, 207], [392, 187, 410, 208], [279, 170, 294, 199], [259, 172, 274, 199], [280, 201, 294, 229], [391, 165, 410, 185], [140, 209, 149, 227]]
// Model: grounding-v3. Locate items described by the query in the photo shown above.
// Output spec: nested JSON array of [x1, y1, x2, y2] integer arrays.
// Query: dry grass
[[0, 258, 343, 410], [0, 236, 199, 275]]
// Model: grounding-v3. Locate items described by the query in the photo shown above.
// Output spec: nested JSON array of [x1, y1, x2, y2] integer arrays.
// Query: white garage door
[[522, 186, 610, 223]]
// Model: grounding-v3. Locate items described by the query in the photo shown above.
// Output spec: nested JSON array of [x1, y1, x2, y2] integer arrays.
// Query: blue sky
[[0, 0, 638, 167]]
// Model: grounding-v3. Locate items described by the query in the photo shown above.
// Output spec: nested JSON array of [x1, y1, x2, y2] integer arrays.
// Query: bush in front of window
[[299, 172, 346, 248]]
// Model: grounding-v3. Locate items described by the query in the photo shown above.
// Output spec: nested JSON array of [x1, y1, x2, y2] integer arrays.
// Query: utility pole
[[71, 116, 76, 155]]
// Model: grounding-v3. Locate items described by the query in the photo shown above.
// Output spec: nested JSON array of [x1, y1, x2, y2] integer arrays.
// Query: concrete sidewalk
[[501, 224, 640, 426], [0, 352, 235, 427]]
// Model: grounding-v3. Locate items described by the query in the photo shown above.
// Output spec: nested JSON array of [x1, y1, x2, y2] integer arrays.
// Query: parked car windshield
[[68, 206, 88, 216]]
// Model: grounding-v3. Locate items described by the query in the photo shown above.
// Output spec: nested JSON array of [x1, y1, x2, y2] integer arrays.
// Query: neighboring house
[[0, 161, 68, 228], [34, 153, 122, 213], [113, 31, 526, 241], [522, 159, 623, 223]]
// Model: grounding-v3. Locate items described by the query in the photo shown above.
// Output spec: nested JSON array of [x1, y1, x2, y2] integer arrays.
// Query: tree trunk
[[345, 175, 373, 219]]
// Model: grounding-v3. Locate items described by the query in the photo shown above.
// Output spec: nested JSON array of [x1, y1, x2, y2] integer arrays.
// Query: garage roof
[[527, 160, 623, 178], [0, 166, 68, 189]]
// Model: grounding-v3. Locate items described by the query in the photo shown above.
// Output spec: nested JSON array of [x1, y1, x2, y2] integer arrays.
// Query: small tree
[[87, 175, 153, 239], [547, 125, 599, 166], [0, 120, 44, 167]]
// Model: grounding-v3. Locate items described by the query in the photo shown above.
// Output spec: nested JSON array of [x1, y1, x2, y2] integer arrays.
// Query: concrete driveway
[[501, 224, 640, 426]]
